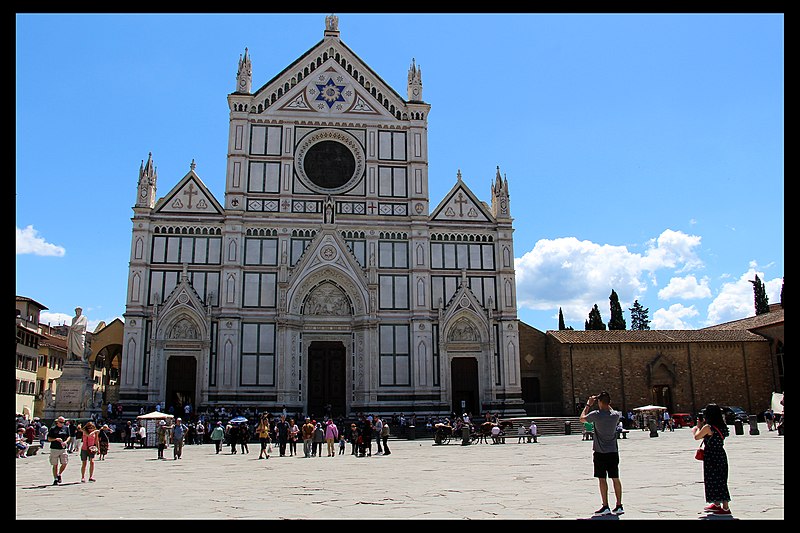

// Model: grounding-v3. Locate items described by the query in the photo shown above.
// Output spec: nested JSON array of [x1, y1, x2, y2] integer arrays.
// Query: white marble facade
[[120, 16, 524, 418]]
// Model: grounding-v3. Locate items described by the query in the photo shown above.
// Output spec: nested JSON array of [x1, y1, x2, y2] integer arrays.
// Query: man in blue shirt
[[171, 418, 189, 460], [581, 391, 624, 516]]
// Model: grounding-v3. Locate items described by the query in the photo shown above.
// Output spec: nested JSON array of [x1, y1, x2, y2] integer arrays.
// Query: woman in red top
[[80, 421, 100, 482]]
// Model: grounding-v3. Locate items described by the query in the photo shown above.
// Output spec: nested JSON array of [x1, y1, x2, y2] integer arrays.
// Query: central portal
[[307, 341, 346, 419]]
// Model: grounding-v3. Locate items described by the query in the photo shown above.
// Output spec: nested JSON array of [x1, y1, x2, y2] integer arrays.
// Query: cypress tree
[[608, 289, 627, 330], [558, 307, 566, 330], [750, 274, 770, 315], [585, 304, 606, 330]]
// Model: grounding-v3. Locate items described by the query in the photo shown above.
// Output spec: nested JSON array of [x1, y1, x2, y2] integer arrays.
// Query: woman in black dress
[[693, 404, 731, 515]]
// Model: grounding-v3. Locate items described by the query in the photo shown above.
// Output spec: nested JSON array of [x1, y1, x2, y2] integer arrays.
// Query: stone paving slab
[[15, 424, 783, 520]]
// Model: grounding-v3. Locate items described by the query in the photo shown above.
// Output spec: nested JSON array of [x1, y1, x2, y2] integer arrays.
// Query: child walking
[[338, 433, 346, 455]]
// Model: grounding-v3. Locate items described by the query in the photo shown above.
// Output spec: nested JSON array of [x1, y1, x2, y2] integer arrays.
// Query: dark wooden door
[[307, 342, 346, 419], [166, 356, 196, 414], [451, 357, 479, 416]]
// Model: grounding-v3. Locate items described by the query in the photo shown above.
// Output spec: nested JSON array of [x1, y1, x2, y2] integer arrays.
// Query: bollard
[[461, 426, 471, 445], [407, 425, 416, 440], [748, 414, 760, 435], [734, 420, 744, 436], [564, 421, 571, 435], [648, 418, 659, 437]]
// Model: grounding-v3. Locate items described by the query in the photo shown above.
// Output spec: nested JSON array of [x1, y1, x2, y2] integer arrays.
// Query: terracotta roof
[[703, 306, 784, 331], [16, 295, 48, 310], [546, 329, 767, 344]]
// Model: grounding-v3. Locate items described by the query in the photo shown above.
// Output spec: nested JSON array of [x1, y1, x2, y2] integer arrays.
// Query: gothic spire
[[407, 57, 423, 101], [236, 47, 252, 93]]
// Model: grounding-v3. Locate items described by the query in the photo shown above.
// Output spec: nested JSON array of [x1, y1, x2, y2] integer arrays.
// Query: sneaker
[[712, 508, 731, 516], [594, 505, 612, 516], [53, 479, 60, 486], [704, 503, 722, 512], [57, 475, 62, 483], [612, 504, 624, 515]]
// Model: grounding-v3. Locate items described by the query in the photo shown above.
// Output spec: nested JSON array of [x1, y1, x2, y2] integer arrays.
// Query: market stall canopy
[[137, 411, 176, 419], [229, 416, 248, 423], [633, 405, 667, 411]]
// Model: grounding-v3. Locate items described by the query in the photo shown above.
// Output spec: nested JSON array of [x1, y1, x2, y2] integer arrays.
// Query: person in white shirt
[[529, 421, 538, 443]]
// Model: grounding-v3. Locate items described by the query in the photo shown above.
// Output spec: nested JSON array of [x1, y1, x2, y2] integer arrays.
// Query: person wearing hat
[[210, 421, 225, 454], [97, 424, 111, 460], [47, 416, 71, 485], [156, 419, 170, 460]]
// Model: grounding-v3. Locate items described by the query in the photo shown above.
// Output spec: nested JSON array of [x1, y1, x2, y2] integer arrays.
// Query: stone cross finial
[[190, 159, 196, 171]]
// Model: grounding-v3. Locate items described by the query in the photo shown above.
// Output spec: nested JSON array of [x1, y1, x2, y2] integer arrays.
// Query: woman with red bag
[[693, 404, 731, 516]]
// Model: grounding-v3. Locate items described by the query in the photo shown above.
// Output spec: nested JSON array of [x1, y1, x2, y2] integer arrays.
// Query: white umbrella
[[633, 405, 667, 411]]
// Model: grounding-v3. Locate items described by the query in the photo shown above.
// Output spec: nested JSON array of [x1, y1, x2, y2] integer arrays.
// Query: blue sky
[[16, 13, 784, 332]]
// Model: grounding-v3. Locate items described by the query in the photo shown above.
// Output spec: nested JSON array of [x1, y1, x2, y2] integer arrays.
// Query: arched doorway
[[166, 356, 196, 415], [307, 341, 346, 419], [451, 357, 479, 416]]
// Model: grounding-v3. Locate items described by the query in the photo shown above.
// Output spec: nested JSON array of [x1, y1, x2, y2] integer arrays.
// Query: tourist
[[374, 416, 384, 455], [312, 421, 325, 457], [66, 419, 78, 453], [156, 420, 169, 460], [380, 418, 391, 455], [195, 420, 205, 444], [348, 423, 360, 456], [288, 418, 299, 456], [172, 418, 189, 459], [338, 433, 346, 455], [257, 416, 271, 459], [360, 418, 373, 457], [693, 403, 731, 516], [529, 421, 538, 443], [48, 416, 71, 485], [37, 422, 48, 448], [16, 427, 29, 458], [79, 421, 100, 482], [138, 424, 146, 448], [275, 415, 290, 457], [301, 417, 315, 458], [210, 421, 225, 454], [764, 408, 774, 431], [325, 420, 339, 457], [238, 421, 250, 455], [580, 391, 624, 516], [517, 423, 527, 444], [98, 424, 111, 460]]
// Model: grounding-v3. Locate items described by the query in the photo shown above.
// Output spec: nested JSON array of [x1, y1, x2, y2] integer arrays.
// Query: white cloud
[[514, 229, 703, 324], [652, 304, 699, 329], [39, 311, 72, 327], [16, 225, 66, 256], [705, 266, 782, 325], [657, 275, 712, 300]]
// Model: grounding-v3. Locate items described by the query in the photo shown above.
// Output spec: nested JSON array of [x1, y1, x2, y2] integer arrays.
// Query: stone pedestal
[[648, 418, 659, 437], [749, 415, 760, 435], [43, 361, 102, 421]]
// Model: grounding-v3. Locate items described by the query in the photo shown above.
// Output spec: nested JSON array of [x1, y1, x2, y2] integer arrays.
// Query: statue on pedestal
[[67, 307, 88, 361]]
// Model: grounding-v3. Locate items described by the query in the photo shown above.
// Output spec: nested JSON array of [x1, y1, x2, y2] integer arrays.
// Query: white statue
[[67, 307, 89, 361]]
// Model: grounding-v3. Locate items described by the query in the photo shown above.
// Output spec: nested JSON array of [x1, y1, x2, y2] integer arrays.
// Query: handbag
[[89, 445, 99, 454], [694, 446, 704, 460]]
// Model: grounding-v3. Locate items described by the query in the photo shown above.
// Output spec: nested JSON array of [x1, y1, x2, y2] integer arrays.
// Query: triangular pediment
[[430, 179, 494, 223], [442, 280, 490, 343], [286, 229, 370, 316], [154, 170, 223, 215], [247, 36, 411, 121], [156, 271, 209, 340]]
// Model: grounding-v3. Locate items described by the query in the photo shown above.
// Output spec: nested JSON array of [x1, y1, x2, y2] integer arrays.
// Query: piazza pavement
[[15, 422, 783, 520]]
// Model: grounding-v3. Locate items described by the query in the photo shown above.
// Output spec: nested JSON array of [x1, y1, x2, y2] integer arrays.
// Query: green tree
[[608, 289, 626, 330], [558, 307, 566, 330], [584, 304, 606, 330], [780, 277, 784, 308], [750, 274, 770, 315], [629, 300, 650, 330]]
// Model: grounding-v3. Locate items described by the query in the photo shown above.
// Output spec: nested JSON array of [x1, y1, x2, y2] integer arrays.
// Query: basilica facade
[[119, 16, 524, 419]]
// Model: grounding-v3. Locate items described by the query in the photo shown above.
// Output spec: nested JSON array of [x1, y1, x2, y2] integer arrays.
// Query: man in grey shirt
[[581, 391, 624, 516]]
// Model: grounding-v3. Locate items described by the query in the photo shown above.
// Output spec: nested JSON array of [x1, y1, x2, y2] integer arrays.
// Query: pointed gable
[[247, 32, 409, 121], [430, 173, 494, 223], [155, 169, 223, 215]]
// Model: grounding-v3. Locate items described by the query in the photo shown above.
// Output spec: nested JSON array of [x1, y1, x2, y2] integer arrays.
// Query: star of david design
[[315, 78, 347, 108]]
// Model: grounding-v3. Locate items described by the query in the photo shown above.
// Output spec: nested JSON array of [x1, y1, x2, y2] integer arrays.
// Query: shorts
[[49, 448, 69, 466], [80, 449, 96, 461], [593, 451, 620, 479]]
